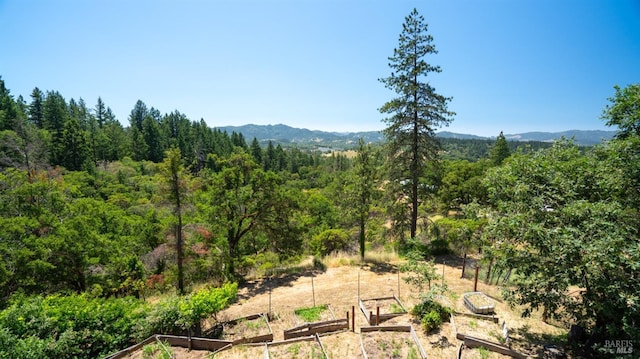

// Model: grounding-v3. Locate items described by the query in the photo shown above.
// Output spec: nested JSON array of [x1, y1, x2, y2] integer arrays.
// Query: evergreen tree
[[264, 140, 275, 171], [129, 100, 148, 131], [354, 139, 375, 260], [0, 77, 18, 131], [60, 117, 91, 171], [161, 147, 187, 294], [379, 8, 454, 240], [28, 87, 45, 128], [43, 91, 69, 166], [250, 137, 262, 164], [489, 131, 510, 165], [94, 97, 107, 128], [142, 114, 163, 162]]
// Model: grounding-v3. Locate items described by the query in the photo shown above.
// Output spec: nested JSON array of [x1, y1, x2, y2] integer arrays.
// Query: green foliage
[[483, 139, 640, 344], [602, 83, 640, 139], [294, 304, 328, 322], [411, 299, 451, 333], [177, 282, 238, 329], [310, 229, 350, 256], [0, 293, 145, 358], [400, 250, 440, 292], [142, 340, 174, 359], [0, 282, 237, 359], [488, 131, 511, 165]]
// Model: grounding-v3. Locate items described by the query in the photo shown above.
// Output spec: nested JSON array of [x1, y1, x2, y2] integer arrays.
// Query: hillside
[[217, 124, 616, 148]]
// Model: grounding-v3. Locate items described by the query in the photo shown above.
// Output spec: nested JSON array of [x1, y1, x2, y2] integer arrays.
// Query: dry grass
[[125, 254, 569, 358], [321, 249, 400, 268]]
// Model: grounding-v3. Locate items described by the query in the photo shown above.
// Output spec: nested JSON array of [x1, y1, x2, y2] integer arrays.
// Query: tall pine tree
[[379, 8, 454, 241]]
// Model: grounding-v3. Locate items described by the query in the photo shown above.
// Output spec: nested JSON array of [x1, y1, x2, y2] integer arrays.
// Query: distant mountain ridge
[[216, 124, 616, 148]]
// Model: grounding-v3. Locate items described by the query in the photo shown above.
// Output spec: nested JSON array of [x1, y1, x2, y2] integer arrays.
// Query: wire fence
[[461, 257, 513, 286]]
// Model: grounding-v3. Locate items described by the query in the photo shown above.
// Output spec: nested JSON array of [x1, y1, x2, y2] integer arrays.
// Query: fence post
[[352, 306, 355, 332], [474, 266, 479, 292], [311, 276, 316, 307]]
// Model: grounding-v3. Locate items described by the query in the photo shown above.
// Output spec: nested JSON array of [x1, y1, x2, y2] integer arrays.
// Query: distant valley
[[216, 124, 616, 149]]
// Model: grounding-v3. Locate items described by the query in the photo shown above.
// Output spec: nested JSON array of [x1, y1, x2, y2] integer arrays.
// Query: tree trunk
[[359, 215, 366, 261], [485, 257, 493, 283], [461, 251, 467, 278]]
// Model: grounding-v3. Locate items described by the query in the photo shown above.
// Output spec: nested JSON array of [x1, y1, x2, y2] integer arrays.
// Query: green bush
[[0, 283, 238, 359], [429, 239, 451, 256], [309, 229, 349, 256], [421, 310, 443, 333], [0, 293, 145, 358], [411, 299, 451, 333]]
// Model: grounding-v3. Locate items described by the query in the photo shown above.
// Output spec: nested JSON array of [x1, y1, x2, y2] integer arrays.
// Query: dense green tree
[[160, 147, 188, 294], [101, 117, 129, 162], [379, 8, 454, 241], [60, 118, 91, 171], [483, 140, 640, 350], [437, 159, 488, 211], [602, 83, 640, 139], [0, 77, 19, 131], [129, 100, 148, 131], [249, 137, 262, 164], [161, 111, 193, 161], [488, 131, 510, 165], [353, 139, 376, 260], [264, 140, 275, 171], [43, 91, 69, 166], [601, 83, 640, 209], [94, 97, 107, 128], [28, 87, 45, 129], [202, 151, 298, 275], [142, 114, 164, 162]]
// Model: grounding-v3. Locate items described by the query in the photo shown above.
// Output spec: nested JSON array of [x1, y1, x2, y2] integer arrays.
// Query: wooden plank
[[410, 326, 428, 359], [267, 335, 318, 346], [393, 294, 408, 312], [283, 320, 349, 339], [156, 334, 233, 351], [223, 312, 273, 344], [457, 342, 464, 359], [454, 310, 499, 323], [315, 333, 329, 359], [450, 313, 458, 336], [463, 335, 529, 359], [360, 325, 412, 333], [359, 333, 369, 359], [232, 333, 273, 344], [361, 296, 396, 301], [104, 335, 158, 359]]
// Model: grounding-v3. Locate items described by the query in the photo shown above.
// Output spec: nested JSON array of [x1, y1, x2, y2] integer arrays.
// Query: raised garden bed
[[360, 325, 427, 359], [359, 295, 407, 325], [219, 313, 273, 344], [267, 335, 327, 359], [294, 303, 335, 323], [284, 318, 349, 340], [463, 292, 495, 314], [211, 343, 268, 359]]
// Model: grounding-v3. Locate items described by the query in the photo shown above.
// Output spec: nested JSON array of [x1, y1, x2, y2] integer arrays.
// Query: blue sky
[[1, 0, 639, 136]]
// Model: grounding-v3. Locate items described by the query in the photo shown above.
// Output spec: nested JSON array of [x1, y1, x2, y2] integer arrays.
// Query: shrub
[[421, 310, 443, 333], [309, 229, 349, 256], [411, 299, 451, 333]]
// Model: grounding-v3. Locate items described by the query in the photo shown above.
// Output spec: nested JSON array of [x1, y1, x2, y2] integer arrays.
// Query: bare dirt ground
[[127, 255, 568, 358]]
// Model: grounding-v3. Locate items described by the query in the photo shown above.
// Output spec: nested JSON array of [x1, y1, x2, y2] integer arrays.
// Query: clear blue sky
[[1, 0, 639, 136]]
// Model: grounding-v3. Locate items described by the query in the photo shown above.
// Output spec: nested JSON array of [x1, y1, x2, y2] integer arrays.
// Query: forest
[[1, 75, 639, 357], [1, 8, 639, 356]]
